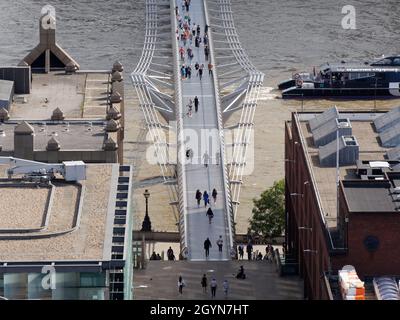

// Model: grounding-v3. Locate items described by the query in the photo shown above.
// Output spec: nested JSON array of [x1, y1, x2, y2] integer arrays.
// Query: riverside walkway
[[132, 0, 264, 261]]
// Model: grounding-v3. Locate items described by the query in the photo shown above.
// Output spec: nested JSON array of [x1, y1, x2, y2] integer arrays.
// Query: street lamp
[[141, 189, 152, 232]]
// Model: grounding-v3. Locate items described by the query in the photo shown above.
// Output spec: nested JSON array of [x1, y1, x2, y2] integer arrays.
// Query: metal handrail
[[207, 0, 265, 224], [203, 0, 235, 257], [131, 0, 180, 237], [170, 0, 188, 258]]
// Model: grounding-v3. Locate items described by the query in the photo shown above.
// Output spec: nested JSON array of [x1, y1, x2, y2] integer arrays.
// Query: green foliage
[[249, 179, 285, 239]]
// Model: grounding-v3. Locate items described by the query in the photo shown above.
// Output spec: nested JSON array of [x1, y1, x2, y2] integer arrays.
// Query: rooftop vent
[[105, 119, 121, 132], [103, 136, 118, 151], [374, 106, 400, 133], [110, 91, 123, 104], [313, 118, 352, 147], [309, 106, 339, 132], [51, 107, 65, 121], [106, 105, 122, 121], [111, 71, 123, 83], [387, 145, 400, 160], [14, 121, 34, 135], [379, 121, 400, 147], [319, 135, 359, 167], [46, 137, 61, 151], [112, 61, 124, 73]]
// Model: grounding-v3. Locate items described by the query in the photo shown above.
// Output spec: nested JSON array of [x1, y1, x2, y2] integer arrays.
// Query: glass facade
[[0, 271, 108, 300]]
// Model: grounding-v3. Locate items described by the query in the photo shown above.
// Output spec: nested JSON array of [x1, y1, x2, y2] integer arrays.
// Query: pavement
[[133, 260, 303, 300]]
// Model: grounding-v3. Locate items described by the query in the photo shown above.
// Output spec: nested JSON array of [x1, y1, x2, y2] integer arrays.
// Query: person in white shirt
[[223, 280, 229, 297]]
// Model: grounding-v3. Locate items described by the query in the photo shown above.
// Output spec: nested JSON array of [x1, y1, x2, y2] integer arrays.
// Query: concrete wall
[[0, 149, 118, 163], [34, 150, 118, 163]]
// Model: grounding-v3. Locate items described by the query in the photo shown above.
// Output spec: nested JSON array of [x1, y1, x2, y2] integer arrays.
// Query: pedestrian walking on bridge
[[204, 237, 212, 258], [203, 190, 209, 207], [204, 45, 209, 61], [210, 278, 217, 298], [217, 235, 223, 252], [194, 96, 199, 112], [212, 188, 217, 203], [179, 46, 185, 60], [208, 62, 213, 76], [223, 280, 229, 298], [206, 207, 214, 224], [178, 276, 186, 294], [199, 64, 204, 80], [196, 189, 202, 207], [202, 151, 209, 168], [201, 274, 208, 293]]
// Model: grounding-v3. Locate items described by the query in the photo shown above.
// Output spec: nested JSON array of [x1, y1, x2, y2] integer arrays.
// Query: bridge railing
[[170, 0, 189, 258], [207, 0, 265, 223], [131, 0, 180, 235], [203, 0, 235, 257]]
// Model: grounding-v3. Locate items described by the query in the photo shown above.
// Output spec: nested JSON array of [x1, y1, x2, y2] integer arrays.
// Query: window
[[374, 58, 392, 66], [358, 169, 367, 175], [393, 58, 400, 66], [372, 169, 383, 175], [348, 72, 375, 80]]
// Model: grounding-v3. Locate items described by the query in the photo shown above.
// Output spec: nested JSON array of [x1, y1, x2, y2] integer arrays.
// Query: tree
[[249, 179, 285, 240]]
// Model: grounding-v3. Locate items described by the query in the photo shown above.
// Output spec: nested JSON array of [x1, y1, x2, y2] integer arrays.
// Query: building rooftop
[[0, 163, 118, 262], [296, 111, 390, 227], [0, 121, 108, 151], [9, 72, 110, 120], [342, 180, 399, 213]]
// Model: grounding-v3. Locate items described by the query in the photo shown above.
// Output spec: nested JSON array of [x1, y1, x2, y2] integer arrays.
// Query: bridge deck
[[178, 0, 230, 261]]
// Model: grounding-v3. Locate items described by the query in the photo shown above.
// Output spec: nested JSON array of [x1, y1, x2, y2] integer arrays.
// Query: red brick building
[[285, 110, 400, 299]]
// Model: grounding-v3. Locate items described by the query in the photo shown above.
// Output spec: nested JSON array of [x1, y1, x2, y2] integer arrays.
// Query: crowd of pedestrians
[[176, 2, 213, 86], [179, 274, 230, 299]]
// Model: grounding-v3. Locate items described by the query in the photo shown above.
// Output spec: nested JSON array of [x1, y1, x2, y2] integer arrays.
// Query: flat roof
[[296, 112, 390, 227], [10, 72, 110, 120], [342, 181, 399, 213], [0, 164, 118, 263], [0, 121, 107, 151]]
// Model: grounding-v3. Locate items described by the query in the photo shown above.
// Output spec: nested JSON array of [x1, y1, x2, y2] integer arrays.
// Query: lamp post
[[141, 189, 152, 232]]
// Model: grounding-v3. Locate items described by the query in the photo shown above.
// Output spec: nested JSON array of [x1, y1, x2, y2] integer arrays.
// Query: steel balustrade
[[131, 0, 260, 259], [207, 0, 265, 222]]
